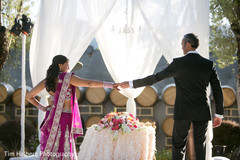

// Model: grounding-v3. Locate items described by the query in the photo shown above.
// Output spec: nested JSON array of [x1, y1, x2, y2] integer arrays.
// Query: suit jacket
[[133, 53, 224, 121]]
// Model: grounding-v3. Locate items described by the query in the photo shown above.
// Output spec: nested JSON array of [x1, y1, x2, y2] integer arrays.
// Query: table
[[78, 125, 156, 160]]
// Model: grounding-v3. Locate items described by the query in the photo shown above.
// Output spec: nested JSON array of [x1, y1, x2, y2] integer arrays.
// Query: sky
[[28, 0, 40, 22]]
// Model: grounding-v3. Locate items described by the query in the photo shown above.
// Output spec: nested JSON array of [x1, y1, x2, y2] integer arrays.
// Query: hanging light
[[21, 15, 34, 36], [10, 18, 22, 36], [111, 0, 141, 34]]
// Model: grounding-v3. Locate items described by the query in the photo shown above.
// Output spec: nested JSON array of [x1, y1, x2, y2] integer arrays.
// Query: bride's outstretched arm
[[70, 75, 113, 88]]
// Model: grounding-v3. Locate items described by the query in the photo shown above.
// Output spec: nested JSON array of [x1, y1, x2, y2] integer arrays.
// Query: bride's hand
[[113, 83, 121, 90]]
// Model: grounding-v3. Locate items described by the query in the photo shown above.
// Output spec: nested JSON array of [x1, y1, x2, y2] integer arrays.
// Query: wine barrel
[[76, 87, 85, 103], [140, 118, 154, 123], [135, 86, 158, 107], [85, 115, 102, 128], [110, 89, 128, 106], [12, 86, 32, 107], [0, 83, 14, 103], [162, 84, 176, 106], [162, 116, 174, 136], [0, 113, 11, 126], [222, 85, 236, 107], [85, 87, 109, 104]]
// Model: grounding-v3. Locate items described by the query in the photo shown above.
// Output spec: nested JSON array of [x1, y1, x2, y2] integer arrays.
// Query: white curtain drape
[[30, 0, 117, 130], [30, 0, 117, 87], [136, 0, 209, 60], [136, 0, 211, 159], [96, 0, 161, 117], [29, 0, 117, 158], [96, 0, 209, 117]]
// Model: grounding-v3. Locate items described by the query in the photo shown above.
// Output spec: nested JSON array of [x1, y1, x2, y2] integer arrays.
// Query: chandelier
[[111, 0, 141, 34]]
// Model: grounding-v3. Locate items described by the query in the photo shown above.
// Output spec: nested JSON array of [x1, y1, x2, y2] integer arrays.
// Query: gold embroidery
[[42, 73, 72, 159], [62, 125, 71, 160], [51, 125, 61, 159], [71, 127, 83, 134]]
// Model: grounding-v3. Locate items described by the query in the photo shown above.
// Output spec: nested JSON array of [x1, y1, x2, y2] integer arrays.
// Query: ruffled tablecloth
[[78, 126, 156, 160]]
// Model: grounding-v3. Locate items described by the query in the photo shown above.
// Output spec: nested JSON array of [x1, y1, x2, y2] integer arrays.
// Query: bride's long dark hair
[[45, 55, 68, 93]]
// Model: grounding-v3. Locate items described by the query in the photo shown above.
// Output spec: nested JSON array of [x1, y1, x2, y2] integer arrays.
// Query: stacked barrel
[[0, 82, 238, 156]]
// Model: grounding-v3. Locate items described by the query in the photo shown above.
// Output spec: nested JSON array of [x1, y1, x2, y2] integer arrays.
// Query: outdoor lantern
[[10, 18, 22, 36], [21, 15, 34, 36]]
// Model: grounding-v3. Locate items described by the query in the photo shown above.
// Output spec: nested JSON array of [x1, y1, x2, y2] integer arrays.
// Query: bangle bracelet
[[103, 81, 113, 88], [36, 103, 45, 111]]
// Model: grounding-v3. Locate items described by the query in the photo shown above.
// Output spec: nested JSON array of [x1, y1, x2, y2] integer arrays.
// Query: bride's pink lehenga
[[39, 72, 83, 160]]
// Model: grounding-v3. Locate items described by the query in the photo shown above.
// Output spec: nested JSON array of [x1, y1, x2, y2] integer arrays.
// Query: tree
[[210, 0, 240, 118], [0, 0, 34, 82]]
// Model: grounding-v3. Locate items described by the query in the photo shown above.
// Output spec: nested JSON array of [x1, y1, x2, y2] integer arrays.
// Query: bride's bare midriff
[[49, 88, 72, 109], [62, 100, 71, 109]]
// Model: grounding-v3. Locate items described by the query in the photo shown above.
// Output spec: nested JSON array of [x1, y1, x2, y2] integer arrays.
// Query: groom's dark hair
[[183, 33, 199, 49]]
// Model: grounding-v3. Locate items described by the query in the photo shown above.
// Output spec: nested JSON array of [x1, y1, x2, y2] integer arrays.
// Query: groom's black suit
[[132, 53, 223, 160]]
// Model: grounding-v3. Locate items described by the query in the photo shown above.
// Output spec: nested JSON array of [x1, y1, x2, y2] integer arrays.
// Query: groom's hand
[[213, 117, 222, 128], [120, 81, 130, 89], [113, 82, 130, 90]]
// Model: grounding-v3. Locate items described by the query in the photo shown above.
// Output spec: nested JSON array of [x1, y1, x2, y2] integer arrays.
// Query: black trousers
[[172, 120, 208, 160]]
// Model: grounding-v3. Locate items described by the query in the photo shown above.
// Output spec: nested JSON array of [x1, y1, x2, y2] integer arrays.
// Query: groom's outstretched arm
[[114, 60, 177, 89]]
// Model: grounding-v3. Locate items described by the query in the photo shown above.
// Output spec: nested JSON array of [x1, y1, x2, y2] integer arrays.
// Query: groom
[[114, 33, 224, 160]]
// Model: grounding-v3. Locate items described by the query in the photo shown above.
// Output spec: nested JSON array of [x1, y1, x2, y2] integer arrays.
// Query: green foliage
[[209, 0, 240, 69], [0, 0, 34, 82], [28, 133, 39, 152], [212, 120, 240, 159], [1, 0, 34, 28], [209, 26, 237, 69], [155, 148, 172, 160], [0, 119, 37, 153]]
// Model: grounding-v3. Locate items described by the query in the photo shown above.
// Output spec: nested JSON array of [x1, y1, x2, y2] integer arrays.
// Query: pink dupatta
[[40, 72, 83, 159], [70, 73, 83, 138]]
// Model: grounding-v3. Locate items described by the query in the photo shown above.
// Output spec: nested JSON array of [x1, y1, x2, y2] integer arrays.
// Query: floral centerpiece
[[94, 112, 146, 140]]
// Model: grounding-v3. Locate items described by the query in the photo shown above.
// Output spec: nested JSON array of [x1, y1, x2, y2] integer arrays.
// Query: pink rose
[[113, 125, 119, 130], [118, 118, 123, 124], [113, 119, 119, 125]]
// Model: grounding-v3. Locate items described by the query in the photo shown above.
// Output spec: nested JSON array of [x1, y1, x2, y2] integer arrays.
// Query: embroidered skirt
[[40, 109, 75, 159]]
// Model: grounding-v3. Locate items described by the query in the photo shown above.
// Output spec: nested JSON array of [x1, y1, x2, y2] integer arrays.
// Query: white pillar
[[20, 34, 26, 157]]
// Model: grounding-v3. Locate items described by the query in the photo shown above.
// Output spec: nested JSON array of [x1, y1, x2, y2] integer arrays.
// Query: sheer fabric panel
[[96, 0, 161, 116], [29, 0, 117, 155]]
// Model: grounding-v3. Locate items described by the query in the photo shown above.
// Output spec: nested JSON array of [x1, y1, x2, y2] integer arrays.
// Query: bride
[[26, 55, 113, 160]]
